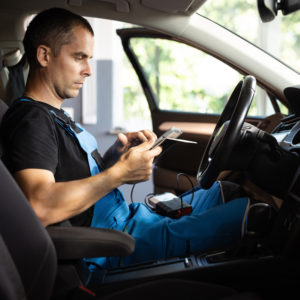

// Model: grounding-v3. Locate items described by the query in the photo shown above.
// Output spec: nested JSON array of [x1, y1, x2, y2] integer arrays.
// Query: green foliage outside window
[[122, 55, 151, 122], [200, 0, 300, 73], [123, 37, 240, 120]]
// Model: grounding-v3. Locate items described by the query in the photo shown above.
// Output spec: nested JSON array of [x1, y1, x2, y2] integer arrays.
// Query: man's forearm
[[14, 167, 123, 226]]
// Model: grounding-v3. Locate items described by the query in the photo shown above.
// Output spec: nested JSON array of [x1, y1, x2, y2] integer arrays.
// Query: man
[[0, 7, 249, 269]]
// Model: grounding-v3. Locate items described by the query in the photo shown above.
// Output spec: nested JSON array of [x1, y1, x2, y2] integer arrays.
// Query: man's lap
[[88, 181, 249, 269]]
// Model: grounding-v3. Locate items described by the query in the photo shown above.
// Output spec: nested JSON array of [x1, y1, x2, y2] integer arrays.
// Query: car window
[[199, 0, 300, 74], [128, 37, 275, 117], [122, 53, 152, 130]]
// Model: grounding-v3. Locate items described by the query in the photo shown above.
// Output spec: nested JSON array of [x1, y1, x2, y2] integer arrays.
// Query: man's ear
[[36, 45, 51, 67]]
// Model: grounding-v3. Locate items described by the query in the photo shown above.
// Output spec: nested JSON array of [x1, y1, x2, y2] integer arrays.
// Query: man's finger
[[149, 145, 162, 157], [117, 133, 128, 148], [141, 129, 157, 141], [134, 139, 155, 151], [130, 131, 148, 143], [135, 140, 162, 157]]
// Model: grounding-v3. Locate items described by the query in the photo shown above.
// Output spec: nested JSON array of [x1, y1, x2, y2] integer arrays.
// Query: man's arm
[[14, 138, 161, 227]]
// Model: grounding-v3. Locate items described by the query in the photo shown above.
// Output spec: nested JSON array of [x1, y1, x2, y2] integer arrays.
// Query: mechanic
[[0, 7, 250, 269]]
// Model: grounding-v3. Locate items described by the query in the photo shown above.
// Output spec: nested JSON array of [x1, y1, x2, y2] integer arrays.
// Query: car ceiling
[[0, 0, 207, 45], [0, 0, 207, 15]]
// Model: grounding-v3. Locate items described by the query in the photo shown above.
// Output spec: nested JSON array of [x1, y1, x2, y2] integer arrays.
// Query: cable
[[132, 173, 194, 214], [131, 183, 154, 204], [176, 172, 195, 205], [130, 183, 136, 203], [144, 192, 156, 210]]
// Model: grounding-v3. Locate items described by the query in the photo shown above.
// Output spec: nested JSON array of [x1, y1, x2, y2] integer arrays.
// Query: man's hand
[[103, 130, 157, 168], [111, 135, 162, 184]]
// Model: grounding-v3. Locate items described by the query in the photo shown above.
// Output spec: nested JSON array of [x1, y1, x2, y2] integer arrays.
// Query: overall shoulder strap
[[13, 98, 105, 172], [49, 108, 105, 173]]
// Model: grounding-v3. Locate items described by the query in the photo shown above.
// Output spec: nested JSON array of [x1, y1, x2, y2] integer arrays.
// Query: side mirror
[[257, 0, 277, 22]]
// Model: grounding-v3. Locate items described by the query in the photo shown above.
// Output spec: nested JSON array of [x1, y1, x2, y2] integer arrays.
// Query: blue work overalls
[[19, 99, 250, 270]]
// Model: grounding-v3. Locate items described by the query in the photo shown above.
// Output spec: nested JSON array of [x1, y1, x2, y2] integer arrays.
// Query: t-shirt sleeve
[[3, 105, 58, 174]]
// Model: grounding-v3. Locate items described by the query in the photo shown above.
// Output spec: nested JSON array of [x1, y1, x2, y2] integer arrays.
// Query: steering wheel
[[197, 75, 256, 189]]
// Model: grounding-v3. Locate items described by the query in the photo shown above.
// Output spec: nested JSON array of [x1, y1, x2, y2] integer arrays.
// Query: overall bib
[[18, 99, 250, 270]]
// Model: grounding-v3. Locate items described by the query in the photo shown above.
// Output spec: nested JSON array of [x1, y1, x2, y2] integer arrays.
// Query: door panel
[[152, 110, 217, 174], [151, 110, 260, 194], [117, 28, 279, 194]]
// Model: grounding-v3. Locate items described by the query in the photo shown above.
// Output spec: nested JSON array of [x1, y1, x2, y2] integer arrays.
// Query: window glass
[[278, 101, 289, 115], [199, 0, 300, 74], [128, 37, 274, 117], [122, 54, 151, 129]]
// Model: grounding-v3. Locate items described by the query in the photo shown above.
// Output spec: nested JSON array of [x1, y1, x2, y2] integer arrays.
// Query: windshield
[[198, 0, 300, 73]]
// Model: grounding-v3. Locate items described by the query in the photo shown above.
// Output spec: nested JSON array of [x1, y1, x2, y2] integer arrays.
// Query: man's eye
[[75, 56, 83, 60]]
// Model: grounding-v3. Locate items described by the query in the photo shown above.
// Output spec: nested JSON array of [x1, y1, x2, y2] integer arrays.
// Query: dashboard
[[273, 117, 300, 202]]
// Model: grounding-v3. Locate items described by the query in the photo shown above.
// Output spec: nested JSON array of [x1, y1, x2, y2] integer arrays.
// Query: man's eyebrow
[[73, 52, 93, 58]]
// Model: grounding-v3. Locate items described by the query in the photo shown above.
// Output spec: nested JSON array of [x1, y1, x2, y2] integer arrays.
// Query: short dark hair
[[23, 7, 94, 68]]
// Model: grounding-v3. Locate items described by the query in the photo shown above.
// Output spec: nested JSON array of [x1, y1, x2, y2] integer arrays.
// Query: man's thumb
[[117, 133, 128, 147]]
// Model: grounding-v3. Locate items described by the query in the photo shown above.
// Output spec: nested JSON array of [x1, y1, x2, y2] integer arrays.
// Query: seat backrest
[[0, 97, 56, 300], [0, 98, 8, 122], [0, 158, 57, 300], [0, 99, 8, 157], [0, 233, 26, 300]]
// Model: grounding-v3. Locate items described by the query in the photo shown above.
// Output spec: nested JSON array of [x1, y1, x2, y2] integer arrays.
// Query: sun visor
[[91, 0, 130, 13], [141, 0, 207, 15]]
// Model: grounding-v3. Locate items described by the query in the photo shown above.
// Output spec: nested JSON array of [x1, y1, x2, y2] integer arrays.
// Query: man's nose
[[84, 61, 92, 77]]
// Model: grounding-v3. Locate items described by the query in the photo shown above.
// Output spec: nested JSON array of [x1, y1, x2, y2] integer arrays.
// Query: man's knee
[[219, 181, 247, 203]]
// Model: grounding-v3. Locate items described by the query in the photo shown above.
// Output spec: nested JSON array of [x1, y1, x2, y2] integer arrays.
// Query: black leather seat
[[0, 158, 57, 300], [0, 99, 8, 156], [0, 99, 8, 121]]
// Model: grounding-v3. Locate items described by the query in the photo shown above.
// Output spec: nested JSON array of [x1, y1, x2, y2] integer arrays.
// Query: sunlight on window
[[121, 53, 152, 130]]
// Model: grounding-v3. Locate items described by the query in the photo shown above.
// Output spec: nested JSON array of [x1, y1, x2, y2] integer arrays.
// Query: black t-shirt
[[0, 99, 94, 226]]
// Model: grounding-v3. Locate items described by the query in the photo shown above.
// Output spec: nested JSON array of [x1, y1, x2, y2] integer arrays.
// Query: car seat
[[0, 157, 56, 300]]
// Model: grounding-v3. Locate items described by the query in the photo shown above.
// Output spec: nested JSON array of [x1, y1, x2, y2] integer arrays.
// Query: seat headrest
[[3, 49, 23, 68], [0, 48, 27, 104]]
